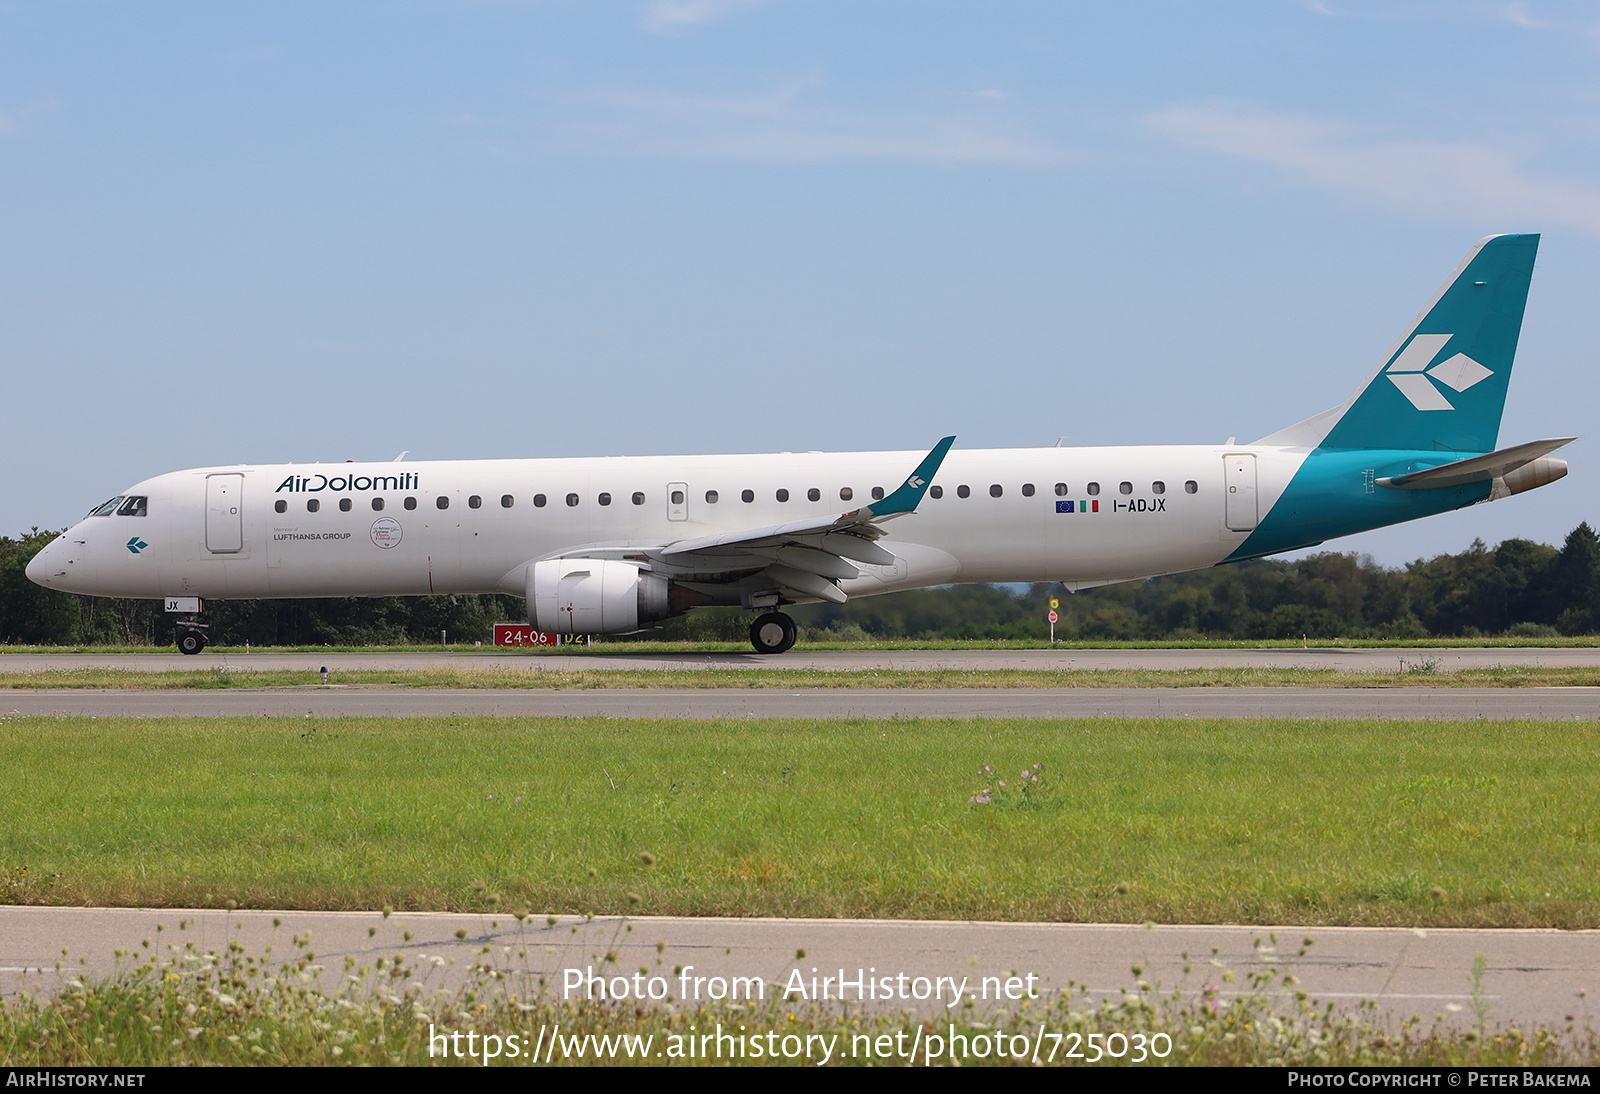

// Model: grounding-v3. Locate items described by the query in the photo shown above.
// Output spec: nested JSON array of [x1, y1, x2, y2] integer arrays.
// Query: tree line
[[3, 523, 1599, 647]]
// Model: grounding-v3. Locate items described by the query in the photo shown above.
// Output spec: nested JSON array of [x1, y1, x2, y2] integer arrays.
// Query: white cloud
[[559, 83, 1072, 164], [0, 98, 58, 138], [642, 0, 770, 34], [1147, 100, 1600, 236], [1303, 0, 1600, 35]]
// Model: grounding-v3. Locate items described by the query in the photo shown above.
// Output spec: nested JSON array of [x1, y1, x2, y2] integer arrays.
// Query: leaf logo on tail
[[1386, 333, 1493, 412]]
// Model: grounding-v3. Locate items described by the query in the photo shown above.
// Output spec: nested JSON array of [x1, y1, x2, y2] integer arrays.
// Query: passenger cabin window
[[1021, 483, 1035, 497], [671, 490, 685, 505], [1119, 481, 1132, 495], [705, 490, 718, 504], [776, 489, 790, 502], [599, 493, 612, 506], [566, 493, 579, 507], [372, 497, 385, 511], [930, 486, 943, 499], [1054, 483, 1068, 496], [275, 500, 287, 514], [871, 486, 884, 500], [116, 496, 148, 517], [307, 499, 320, 513], [436, 496, 449, 510], [89, 497, 124, 517], [1087, 482, 1100, 496], [339, 498, 352, 512], [807, 488, 820, 502], [840, 487, 853, 501], [632, 492, 646, 506], [989, 484, 1003, 498], [1152, 481, 1165, 495], [741, 489, 754, 503], [404, 497, 417, 510], [469, 495, 482, 509], [1184, 480, 1198, 494], [956, 485, 971, 498], [534, 495, 547, 508]]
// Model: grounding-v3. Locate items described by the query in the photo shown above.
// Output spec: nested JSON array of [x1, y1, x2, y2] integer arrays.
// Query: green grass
[[4, 664, 1599, 689], [2, 715, 1596, 928], [7, 927, 1594, 1066], [5, 636, 1600, 654]]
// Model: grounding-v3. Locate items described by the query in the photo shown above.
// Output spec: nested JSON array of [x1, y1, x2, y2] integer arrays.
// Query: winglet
[[854, 436, 955, 519]]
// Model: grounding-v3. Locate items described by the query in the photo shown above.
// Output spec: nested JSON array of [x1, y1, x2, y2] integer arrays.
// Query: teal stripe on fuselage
[[1224, 448, 1492, 562]]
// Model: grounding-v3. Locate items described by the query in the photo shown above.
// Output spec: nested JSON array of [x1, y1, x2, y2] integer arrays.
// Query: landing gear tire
[[177, 631, 207, 656], [749, 612, 797, 655]]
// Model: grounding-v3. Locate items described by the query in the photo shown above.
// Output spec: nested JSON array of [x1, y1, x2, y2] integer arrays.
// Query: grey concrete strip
[[4, 686, 1599, 719], [3, 906, 1594, 1032], [4, 646, 1600, 673]]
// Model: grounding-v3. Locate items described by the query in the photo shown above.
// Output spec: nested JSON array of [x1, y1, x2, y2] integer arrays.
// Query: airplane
[[27, 233, 1573, 655]]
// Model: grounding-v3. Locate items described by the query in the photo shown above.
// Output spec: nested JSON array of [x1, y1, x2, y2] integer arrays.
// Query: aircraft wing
[[656, 436, 953, 604], [549, 437, 953, 606], [659, 436, 953, 555]]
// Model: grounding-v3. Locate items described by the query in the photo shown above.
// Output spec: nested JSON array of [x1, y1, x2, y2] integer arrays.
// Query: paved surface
[[6, 685, 1599, 719], [3, 906, 1593, 1032], [4, 646, 1600, 673]]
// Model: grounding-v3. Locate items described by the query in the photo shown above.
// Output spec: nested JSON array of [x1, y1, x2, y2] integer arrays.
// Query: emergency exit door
[[206, 474, 244, 553], [1224, 454, 1258, 532]]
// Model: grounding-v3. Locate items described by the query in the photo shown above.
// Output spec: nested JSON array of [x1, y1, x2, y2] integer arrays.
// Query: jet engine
[[525, 558, 671, 635]]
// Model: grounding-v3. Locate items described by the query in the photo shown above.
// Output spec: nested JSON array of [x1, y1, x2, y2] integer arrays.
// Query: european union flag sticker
[[1056, 500, 1071, 513]]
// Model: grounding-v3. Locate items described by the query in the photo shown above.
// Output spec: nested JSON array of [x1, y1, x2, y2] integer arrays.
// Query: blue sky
[[5, 1, 1599, 565]]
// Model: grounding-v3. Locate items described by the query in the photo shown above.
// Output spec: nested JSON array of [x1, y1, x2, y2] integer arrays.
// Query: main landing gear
[[749, 611, 797, 655]]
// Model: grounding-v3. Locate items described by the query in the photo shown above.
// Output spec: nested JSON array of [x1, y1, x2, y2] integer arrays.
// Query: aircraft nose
[[25, 539, 57, 587]]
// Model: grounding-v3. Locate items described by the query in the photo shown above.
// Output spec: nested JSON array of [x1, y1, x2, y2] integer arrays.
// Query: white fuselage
[[28, 445, 1305, 603]]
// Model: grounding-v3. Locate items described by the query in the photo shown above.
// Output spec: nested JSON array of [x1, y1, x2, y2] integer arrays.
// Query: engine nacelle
[[526, 558, 670, 635]]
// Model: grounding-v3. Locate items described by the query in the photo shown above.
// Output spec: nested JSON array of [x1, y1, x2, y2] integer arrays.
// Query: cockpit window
[[89, 497, 124, 517], [116, 496, 148, 517]]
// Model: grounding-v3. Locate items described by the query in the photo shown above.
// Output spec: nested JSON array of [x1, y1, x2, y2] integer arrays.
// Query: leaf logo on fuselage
[[126, 537, 148, 554]]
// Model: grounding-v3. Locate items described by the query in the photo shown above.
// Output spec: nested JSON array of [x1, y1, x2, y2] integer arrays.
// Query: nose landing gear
[[749, 611, 797, 655], [177, 629, 207, 655]]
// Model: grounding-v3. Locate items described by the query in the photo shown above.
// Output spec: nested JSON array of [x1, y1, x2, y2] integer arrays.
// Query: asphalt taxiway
[[5, 645, 1600, 673], [4, 907, 1594, 1033], [6, 685, 1600, 719]]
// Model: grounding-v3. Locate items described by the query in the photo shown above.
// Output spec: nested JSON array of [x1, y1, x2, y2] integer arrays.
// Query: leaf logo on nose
[[126, 537, 148, 554]]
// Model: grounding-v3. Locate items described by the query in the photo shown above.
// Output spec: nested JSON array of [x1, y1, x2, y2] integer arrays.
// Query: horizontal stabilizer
[[1376, 437, 1576, 490]]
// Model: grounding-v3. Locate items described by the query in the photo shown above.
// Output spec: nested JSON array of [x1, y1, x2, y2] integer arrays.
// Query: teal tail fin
[[1260, 234, 1539, 454]]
